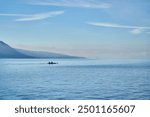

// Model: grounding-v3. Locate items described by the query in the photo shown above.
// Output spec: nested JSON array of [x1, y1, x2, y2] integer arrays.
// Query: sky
[[0, 0, 150, 59]]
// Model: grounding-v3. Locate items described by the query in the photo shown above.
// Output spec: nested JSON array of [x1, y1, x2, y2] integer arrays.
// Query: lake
[[0, 59, 150, 100]]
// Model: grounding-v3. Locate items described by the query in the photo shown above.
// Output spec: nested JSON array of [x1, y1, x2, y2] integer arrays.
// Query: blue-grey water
[[0, 59, 150, 100]]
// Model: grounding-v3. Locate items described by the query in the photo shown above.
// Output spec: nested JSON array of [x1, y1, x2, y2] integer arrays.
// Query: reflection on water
[[0, 59, 150, 100]]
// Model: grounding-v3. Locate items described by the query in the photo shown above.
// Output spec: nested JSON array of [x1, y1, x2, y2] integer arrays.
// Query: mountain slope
[[0, 41, 31, 58], [17, 49, 82, 59], [0, 41, 83, 59]]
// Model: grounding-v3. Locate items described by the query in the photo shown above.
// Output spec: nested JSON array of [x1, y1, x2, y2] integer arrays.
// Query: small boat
[[48, 61, 58, 64]]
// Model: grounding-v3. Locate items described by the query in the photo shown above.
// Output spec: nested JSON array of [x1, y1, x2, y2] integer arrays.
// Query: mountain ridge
[[17, 49, 83, 59], [0, 41, 83, 59], [0, 41, 32, 58]]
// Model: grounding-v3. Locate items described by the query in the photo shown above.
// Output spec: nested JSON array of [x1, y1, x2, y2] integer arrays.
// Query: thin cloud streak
[[0, 11, 64, 21], [88, 22, 150, 34], [28, 0, 111, 9], [88, 22, 150, 29], [0, 14, 28, 17]]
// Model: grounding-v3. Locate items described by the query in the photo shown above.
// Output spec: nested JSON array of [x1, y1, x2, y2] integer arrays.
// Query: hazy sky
[[0, 0, 150, 58]]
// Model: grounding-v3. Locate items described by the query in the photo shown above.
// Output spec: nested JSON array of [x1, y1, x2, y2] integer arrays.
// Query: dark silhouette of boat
[[48, 61, 58, 64]]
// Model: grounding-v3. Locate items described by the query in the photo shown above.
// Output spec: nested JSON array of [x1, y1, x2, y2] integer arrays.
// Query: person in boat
[[48, 61, 58, 64]]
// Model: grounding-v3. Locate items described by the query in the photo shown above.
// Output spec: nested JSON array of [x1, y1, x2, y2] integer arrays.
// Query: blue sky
[[0, 0, 150, 58]]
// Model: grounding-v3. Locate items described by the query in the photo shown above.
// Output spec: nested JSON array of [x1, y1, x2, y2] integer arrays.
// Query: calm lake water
[[0, 59, 150, 100]]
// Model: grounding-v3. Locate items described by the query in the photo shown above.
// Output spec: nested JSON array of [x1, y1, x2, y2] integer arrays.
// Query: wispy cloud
[[0, 14, 28, 17], [88, 22, 150, 34], [130, 28, 143, 34], [0, 11, 64, 21], [28, 0, 111, 9]]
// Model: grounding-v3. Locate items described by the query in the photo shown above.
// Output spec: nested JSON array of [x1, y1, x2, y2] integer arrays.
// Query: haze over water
[[0, 59, 150, 100]]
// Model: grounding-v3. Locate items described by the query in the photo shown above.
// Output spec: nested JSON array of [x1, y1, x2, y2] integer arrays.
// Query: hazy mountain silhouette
[[0, 41, 31, 58], [17, 49, 82, 59], [0, 41, 83, 59]]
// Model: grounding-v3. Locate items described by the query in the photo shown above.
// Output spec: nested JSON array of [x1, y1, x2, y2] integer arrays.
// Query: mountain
[[0, 41, 31, 58], [17, 49, 82, 59], [0, 41, 83, 59]]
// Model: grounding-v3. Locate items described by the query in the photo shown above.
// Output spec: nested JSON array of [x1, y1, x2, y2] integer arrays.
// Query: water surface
[[0, 59, 150, 100]]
